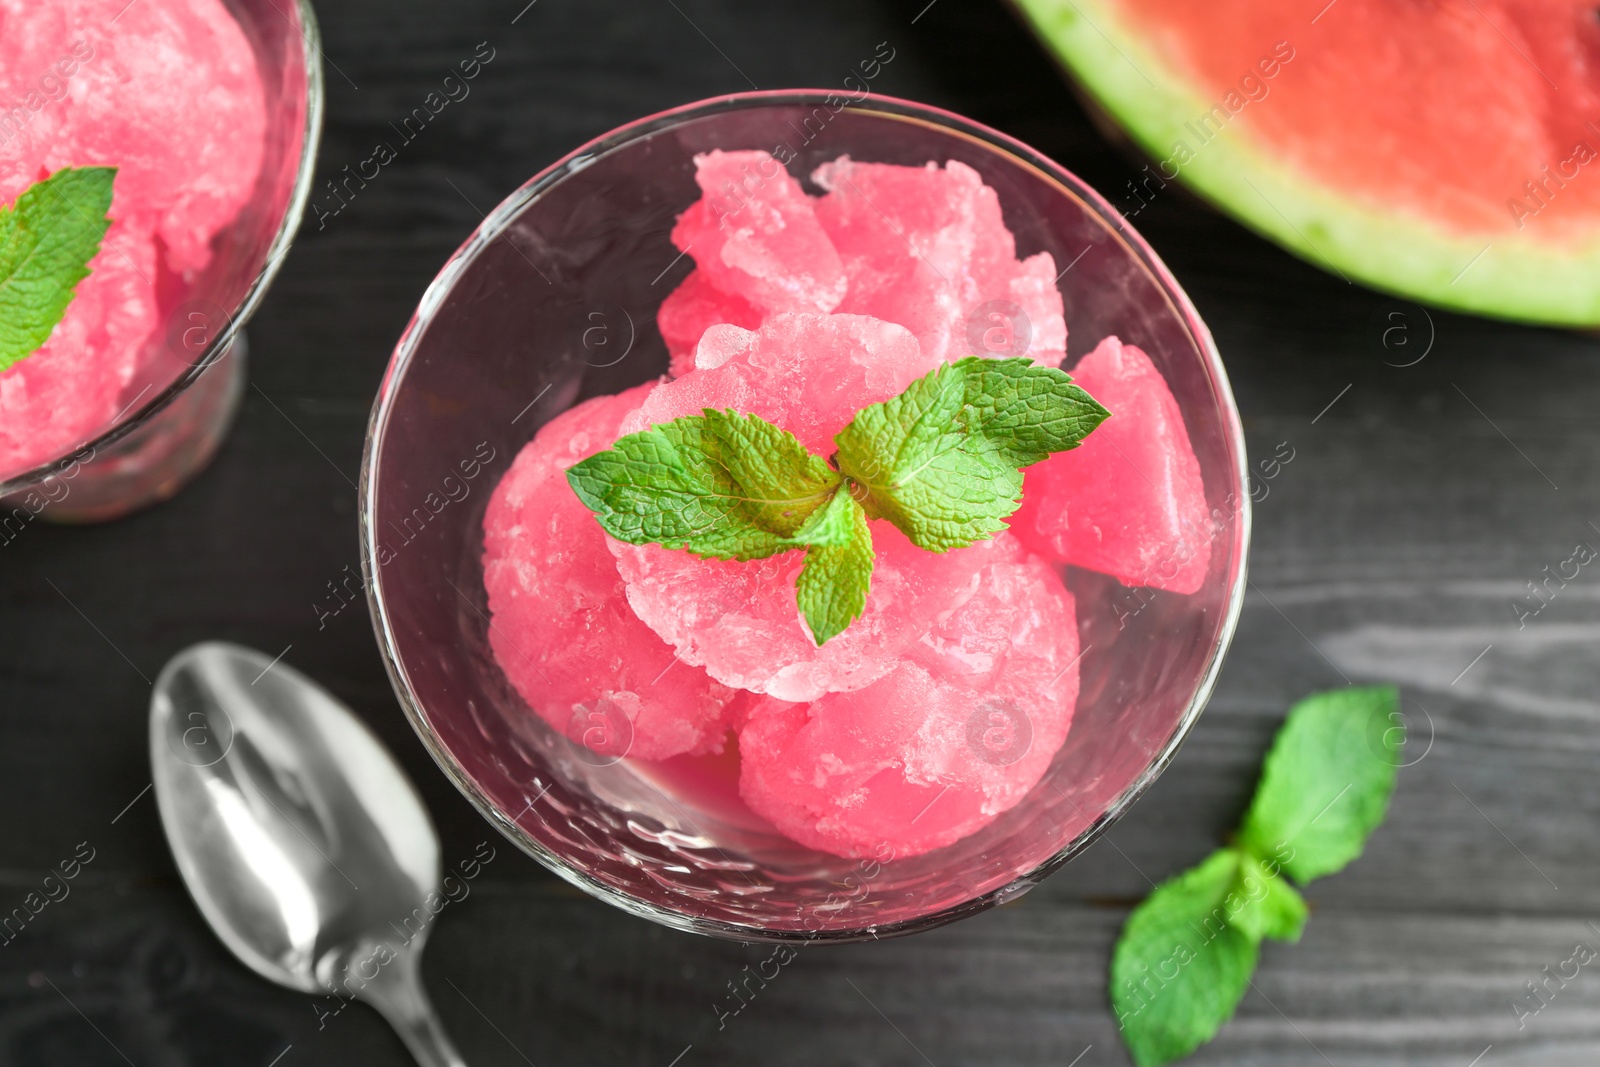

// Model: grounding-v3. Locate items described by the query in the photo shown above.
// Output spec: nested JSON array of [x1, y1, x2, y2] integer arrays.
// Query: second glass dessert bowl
[[362, 91, 1250, 942], [0, 0, 322, 522]]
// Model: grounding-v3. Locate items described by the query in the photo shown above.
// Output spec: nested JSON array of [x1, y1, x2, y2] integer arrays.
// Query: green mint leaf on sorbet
[[790, 489, 874, 645], [697, 408, 843, 538], [835, 357, 1107, 552], [835, 360, 1019, 552], [1110, 686, 1401, 1066], [953, 355, 1111, 466], [1111, 848, 1259, 1067], [0, 167, 117, 371], [567, 356, 1107, 645], [566, 409, 840, 561], [1237, 686, 1402, 883]]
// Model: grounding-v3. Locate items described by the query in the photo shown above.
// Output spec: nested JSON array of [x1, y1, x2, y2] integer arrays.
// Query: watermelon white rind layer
[[1013, 0, 1600, 327]]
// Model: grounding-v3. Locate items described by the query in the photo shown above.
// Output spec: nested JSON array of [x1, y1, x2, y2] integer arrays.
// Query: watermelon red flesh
[[1013, 0, 1600, 325], [1117, 0, 1600, 234]]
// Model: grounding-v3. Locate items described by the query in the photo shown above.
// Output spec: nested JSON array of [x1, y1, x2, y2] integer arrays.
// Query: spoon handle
[[360, 953, 469, 1067]]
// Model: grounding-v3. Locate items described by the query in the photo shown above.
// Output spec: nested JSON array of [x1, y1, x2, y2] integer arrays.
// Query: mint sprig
[[1110, 686, 1401, 1066], [0, 167, 117, 371], [566, 407, 840, 561], [566, 356, 1108, 645]]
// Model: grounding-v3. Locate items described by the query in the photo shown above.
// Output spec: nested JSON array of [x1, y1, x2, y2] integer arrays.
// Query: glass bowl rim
[[359, 88, 1253, 943], [0, 0, 327, 499]]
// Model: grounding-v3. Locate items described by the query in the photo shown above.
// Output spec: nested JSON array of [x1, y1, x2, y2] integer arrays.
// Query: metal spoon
[[150, 641, 467, 1067]]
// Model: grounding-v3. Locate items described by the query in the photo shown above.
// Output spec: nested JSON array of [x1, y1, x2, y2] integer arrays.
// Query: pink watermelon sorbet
[[482, 382, 743, 761], [1012, 335, 1212, 593], [0, 0, 267, 479], [481, 151, 1212, 859]]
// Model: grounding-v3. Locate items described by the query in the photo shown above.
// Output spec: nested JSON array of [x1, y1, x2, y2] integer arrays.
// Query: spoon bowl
[[151, 641, 465, 1067]]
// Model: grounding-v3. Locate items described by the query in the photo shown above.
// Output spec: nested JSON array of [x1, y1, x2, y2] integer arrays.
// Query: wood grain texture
[[1, 0, 1597, 1063]]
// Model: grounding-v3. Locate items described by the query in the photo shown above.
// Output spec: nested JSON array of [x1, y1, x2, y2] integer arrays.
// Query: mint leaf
[[953, 355, 1110, 465], [834, 358, 1106, 551], [792, 489, 873, 645], [0, 167, 117, 371], [699, 408, 841, 537], [833, 358, 967, 492], [1237, 686, 1401, 883], [1227, 850, 1308, 944], [834, 361, 1022, 551], [1111, 848, 1258, 1067], [566, 410, 840, 561]]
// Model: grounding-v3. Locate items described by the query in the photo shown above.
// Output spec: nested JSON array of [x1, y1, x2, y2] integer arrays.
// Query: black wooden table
[[3, 1, 1596, 1063]]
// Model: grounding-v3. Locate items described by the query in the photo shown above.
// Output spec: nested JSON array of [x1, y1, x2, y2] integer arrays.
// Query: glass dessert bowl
[[0, 0, 323, 523], [361, 91, 1249, 942]]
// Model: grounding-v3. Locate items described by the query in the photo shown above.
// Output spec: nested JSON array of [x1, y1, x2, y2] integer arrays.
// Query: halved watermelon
[[1013, 0, 1600, 326]]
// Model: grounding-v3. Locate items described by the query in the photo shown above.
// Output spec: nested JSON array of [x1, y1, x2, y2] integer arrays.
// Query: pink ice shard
[[737, 539, 1081, 859], [656, 268, 762, 378], [1012, 335, 1211, 594], [670, 150, 847, 316], [655, 153, 1067, 380], [0, 0, 267, 477], [483, 381, 742, 760], [812, 156, 1067, 366], [612, 312, 1004, 700], [689, 323, 757, 372], [622, 311, 940, 452], [1002, 251, 1069, 363]]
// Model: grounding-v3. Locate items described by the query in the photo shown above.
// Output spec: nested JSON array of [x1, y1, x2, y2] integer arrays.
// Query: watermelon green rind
[[1012, 0, 1600, 326]]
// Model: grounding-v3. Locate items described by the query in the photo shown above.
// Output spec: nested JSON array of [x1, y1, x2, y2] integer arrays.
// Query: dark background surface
[[4, 0, 1599, 1064]]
